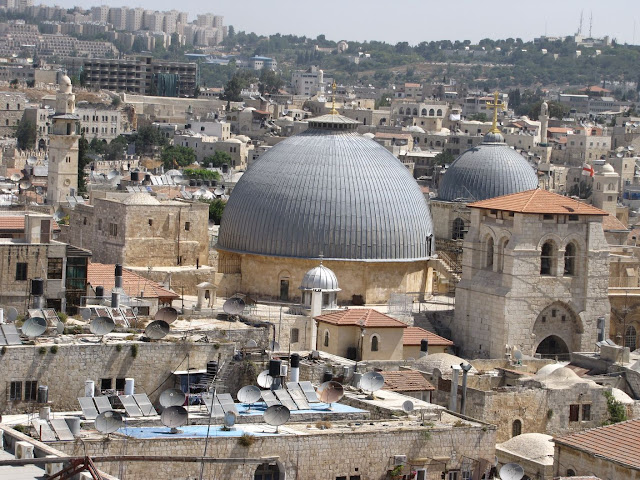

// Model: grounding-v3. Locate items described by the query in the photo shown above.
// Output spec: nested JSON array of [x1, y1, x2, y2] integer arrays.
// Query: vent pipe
[[290, 353, 300, 382], [449, 365, 461, 412], [31, 278, 45, 309], [112, 264, 123, 309]]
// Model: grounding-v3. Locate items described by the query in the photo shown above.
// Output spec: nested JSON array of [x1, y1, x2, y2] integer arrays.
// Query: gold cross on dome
[[486, 91, 505, 133], [329, 81, 338, 115]]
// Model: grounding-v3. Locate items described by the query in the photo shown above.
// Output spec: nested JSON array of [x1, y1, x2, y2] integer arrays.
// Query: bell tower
[[47, 74, 80, 206]]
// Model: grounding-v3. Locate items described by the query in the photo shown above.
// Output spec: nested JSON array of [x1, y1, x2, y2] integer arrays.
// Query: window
[[324, 330, 329, 347], [100, 378, 112, 391], [564, 243, 576, 276], [569, 214, 579, 221], [569, 404, 580, 422], [512, 419, 522, 437], [115, 378, 126, 391], [486, 237, 494, 268], [582, 403, 591, 421], [566, 469, 576, 476], [291, 328, 299, 343], [625, 326, 637, 350], [185, 222, 191, 231], [48, 258, 63, 280], [24, 380, 37, 401], [109, 223, 118, 236], [15, 262, 28, 281], [541, 242, 554, 275], [10, 381, 22, 401], [371, 335, 379, 352], [452, 218, 465, 240], [543, 214, 554, 220], [148, 219, 153, 226]]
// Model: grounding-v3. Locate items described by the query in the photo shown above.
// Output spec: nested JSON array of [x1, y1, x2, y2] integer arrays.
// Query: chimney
[[112, 264, 123, 309], [290, 353, 300, 382], [419, 339, 429, 357], [449, 365, 461, 412], [31, 278, 45, 309]]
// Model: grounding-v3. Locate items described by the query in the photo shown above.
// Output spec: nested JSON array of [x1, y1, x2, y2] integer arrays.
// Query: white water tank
[[84, 380, 95, 398], [124, 378, 135, 396]]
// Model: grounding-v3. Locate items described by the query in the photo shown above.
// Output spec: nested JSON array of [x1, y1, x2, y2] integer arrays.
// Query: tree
[[434, 151, 455, 166], [15, 119, 36, 150], [130, 125, 167, 155], [9, 78, 18, 89], [528, 101, 567, 121], [221, 71, 257, 102], [77, 133, 89, 193], [468, 113, 488, 122], [258, 69, 283, 95], [161, 145, 196, 169], [204, 150, 232, 168], [206, 199, 226, 225], [603, 391, 627, 425], [111, 96, 121, 107], [104, 136, 128, 160]]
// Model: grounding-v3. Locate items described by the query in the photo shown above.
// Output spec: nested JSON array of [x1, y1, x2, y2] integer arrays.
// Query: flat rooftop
[[0, 449, 46, 480]]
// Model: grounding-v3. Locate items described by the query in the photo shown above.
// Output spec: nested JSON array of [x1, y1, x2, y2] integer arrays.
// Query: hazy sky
[[43, 0, 640, 45]]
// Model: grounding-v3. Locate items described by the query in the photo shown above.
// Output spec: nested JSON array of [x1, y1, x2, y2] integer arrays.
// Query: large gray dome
[[217, 115, 434, 261], [438, 136, 538, 202]]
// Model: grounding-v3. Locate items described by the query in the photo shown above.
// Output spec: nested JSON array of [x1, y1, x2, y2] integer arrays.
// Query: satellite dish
[[90, 316, 115, 336], [360, 372, 385, 395], [269, 340, 280, 351], [161, 405, 188, 430], [223, 411, 236, 428], [80, 308, 91, 321], [402, 400, 415, 413], [154, 307, 178, 324], [316, 381, 344, 406], [26, 156, 37, 166], [223, 297, 245, 316], [214, 187, 224, 196], [159, 388, 186, 408], [144, 320, 170, 340], [56, 320, 65, 334], [7, 307, 19, 322], [514, 350, 523, 361], [95, 411, 123, 434], [246, 339, 258, 348], [500, 463, 525, 480], [19, 178, 32, 190], [257, 370, 274, 389], [617, 152, 624, 158], [237, 385, 261, 411], [35, 186, 43, 195], [21, 316, 47, 338], [107, 169, 120, 180], [263, 405, 290, 432], [10, 173, 21, 182]]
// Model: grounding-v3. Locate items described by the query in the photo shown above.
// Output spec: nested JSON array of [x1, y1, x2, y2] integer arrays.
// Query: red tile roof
[[468, 189, 608, 216], [0, 216, 60, 232], [403, 326, 453, 346], [547, 127, 571, 134], [374, 132, 413, 141], [380, 370, 435, 392], [554, 419, 640, 470], [314, 309, 407, 328], [87, 263, 179, 301], [603, 214, 628, 231]]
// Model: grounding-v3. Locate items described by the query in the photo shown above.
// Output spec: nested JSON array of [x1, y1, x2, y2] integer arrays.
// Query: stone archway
[[536, 335, 570, 358]]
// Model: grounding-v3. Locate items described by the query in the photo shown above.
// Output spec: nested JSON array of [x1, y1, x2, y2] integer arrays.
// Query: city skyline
[[39, 0, 640, 45]]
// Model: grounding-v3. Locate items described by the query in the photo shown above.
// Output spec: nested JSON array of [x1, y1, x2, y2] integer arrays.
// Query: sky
[[43, 0, 640, 45]]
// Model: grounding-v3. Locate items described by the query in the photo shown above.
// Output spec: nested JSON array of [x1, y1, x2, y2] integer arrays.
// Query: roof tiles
[[314, 309, 407, 328], [403, 326, 453, 346], [87, 263, 179, 301], [380, 370, 434, 392], [468, 189, 608, 215]]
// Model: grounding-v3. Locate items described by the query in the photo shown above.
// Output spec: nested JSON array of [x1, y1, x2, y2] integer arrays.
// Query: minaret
[[47, 74, 80, 206], [539, 101, 549, 146]]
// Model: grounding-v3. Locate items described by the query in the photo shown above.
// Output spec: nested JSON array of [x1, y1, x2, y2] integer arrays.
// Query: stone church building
[[453, 189, 610, 359]]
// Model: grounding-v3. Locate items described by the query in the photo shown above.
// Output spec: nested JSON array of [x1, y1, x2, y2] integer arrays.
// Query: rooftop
[[468, 189, 608, 215], [314, 309, 408, 328], [554, 419, 640, 470], [87, 263, 179, 301], [403, 326, 454, 346], [380, 370, 435, 392]]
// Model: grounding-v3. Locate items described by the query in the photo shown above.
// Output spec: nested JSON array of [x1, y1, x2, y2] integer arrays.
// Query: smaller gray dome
[[122, 192, 160, 205], [299, 264, 340, 292]]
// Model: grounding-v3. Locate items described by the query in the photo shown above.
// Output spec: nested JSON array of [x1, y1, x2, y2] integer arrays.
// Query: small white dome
[[408, 125, 426, 133], [59, 75, 72, 94], [299, 264, 340, 292], [602, 163, 615, 173], [497, 433, 554, 463], [122, 192, 160, 206]]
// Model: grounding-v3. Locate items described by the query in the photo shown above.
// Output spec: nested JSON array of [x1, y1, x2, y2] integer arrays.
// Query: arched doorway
[[452, 217, 466, 240], [625, 326, 637, 350], [536, 335, 569, 358], [512, 419, 522, 437], [255, 462, 279, 480]]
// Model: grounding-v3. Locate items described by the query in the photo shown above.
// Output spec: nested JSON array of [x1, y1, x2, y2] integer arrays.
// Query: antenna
[[161, 405, 188, 433], [237, 385, 261, 412], [500, 463, 525, 480], [402, 400, 415, 413], [359, 371, 385, 399], [21, 316, 47, 338], [263, 404, 290, 432], [95, 411, 123, 435], [257, 370, 274, 389], [154, 307, 178, 324], [316, 381, 344, 409], [159, 388, 186, 408], [223, 297, 245, 316], [589, 11, 593, 38], [90, 316, 115, 336], [144, 320, 170, 340]]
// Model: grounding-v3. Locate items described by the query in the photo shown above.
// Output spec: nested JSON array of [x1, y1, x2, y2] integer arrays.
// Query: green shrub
[[131, 344, 138, 358], [50, 345, 58, 354], [57, 312, 68, 323], [238, 433, 255, 447], [38, 346, 46, 355]]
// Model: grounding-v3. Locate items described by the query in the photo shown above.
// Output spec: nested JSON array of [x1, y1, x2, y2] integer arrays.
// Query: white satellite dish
[[223, 411, 236, 429], [257, 370, 274, 389], [6, 307, 19, 322], [359, 371, 385, 397], [500, 463, 525, 480], [263, 405, 290, 432], [402, 400, 414, 413], [246, 339, 258, 348], [26, 156, 37, 166]]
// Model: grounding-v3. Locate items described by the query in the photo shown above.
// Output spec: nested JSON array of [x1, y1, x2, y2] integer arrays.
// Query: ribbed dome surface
[[438, 140, 538, 202], [300, 264, 340, 291], [217, 123, 434, 261]]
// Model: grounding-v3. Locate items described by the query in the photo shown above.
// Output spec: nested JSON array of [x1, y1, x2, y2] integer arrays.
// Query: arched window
[[291, 328, 299, 343], [371, 335, 379, 352], [399, 107, 404, 115], [486, 237, 494, 268], [498, 238, 509, 272], [411, 108, 417, 115], [452, 218, 465, 240], [564, 243, 576, 276], [421, 108, 427, 116], [437, 109, 443, 116], [566, 469, 576, 477], [541, 241, 555, 275], [429, 108, 435, 116], [323, 330, 329, 347], [512, 419, 522, 437], [625, 326, 637, 350]]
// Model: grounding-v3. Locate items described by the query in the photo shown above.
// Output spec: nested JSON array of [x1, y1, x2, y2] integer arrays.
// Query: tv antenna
[[263, 404, 290, 433], [500, 463, 525, 480], [359, 371, 384, 399], [237, 385, 261, 412], [316, 381, 344, 409], [145, 320, 170, 340], [161, 405, 188, 434], [95, 411, 123, 435], [21, 316, 47, 338]]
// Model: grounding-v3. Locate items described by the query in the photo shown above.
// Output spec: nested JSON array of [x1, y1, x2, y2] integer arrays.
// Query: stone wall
[[554, 443, 640, 479], [51, 422, 497, 480], [0, 342, 234, 413]]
